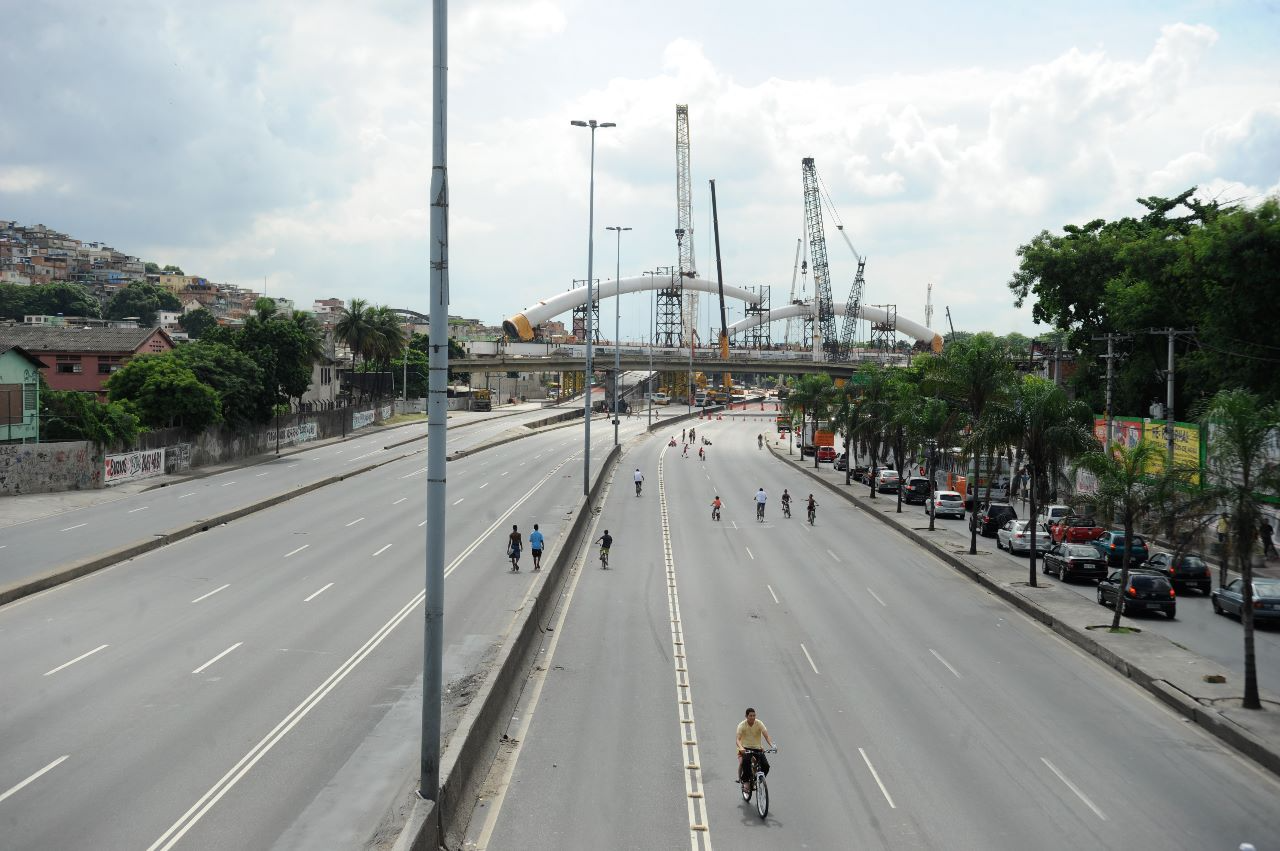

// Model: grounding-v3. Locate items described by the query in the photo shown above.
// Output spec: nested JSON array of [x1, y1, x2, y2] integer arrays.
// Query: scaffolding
[[570, 279, 600, 344], [743, 285, 772, 351], [868, 303, 897, 361]]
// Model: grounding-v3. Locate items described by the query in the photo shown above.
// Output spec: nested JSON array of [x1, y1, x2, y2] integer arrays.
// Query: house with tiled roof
[[0, 324, 174, 398]]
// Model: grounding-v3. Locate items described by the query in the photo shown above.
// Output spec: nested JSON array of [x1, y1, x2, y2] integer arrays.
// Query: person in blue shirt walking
[[529, 524, 545, 570]]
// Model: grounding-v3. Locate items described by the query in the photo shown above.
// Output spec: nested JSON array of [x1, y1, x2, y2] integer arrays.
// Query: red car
[[1051, 515, 1105, 544], [816, 446, 837, 463]]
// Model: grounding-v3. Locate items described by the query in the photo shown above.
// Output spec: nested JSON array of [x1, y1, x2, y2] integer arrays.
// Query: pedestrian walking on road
[[530, 524, 545, 570], [1217, 513, 1230, 544], [682, 427, 687, 442], [507, 524, 523, 571]]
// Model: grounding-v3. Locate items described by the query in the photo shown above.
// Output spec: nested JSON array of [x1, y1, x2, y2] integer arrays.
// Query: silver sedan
[[996, 519, 1050, 555]]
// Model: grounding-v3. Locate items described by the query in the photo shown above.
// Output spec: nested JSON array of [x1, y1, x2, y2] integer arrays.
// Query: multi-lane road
[[0, 404, 656, 850], [474, 413, 1280, 850]]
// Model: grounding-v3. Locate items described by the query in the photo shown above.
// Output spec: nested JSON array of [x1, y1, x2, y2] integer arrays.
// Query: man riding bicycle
[[781, 489, 792, 518], [736, 707, 775, 794], [806, 494, 818, 523], [754, 487, 768, 521], [710, 496, 722, 521], [633, 468, 644, 496]]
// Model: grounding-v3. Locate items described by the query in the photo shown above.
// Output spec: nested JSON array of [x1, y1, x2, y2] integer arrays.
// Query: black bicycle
[[635, 479, 643, 497], [807, 504, 817, 525], [756, 502, 765, 522], [740, 747, 777, 818], [782, 500, 791, 519]]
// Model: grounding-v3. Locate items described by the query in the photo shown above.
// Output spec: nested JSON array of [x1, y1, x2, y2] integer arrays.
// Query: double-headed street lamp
[[606, 225, 631, 446], [571, 118, 614, 495]]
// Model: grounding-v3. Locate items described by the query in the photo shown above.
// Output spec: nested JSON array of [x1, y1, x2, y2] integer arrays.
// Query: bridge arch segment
[[728, 302, 944, 353]]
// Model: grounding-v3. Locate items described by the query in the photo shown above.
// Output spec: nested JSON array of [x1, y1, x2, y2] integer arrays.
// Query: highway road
[[0, 406, 664, 850], [476, 413, 1280, 850], [0, 405, 582, 589]]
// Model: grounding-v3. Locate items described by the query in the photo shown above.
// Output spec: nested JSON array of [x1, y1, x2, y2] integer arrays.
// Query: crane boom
[[710, 179, 731, 393], [676, 105, 697, 344], [801, 157, 839, 361]]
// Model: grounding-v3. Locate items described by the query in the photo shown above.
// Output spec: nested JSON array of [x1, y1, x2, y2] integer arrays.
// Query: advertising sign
[[1094, 416, 1201, 483]]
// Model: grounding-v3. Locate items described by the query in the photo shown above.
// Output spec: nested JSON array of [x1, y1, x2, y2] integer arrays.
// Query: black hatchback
[[1043, 543, 1108, 583], [1097, 568, 1176, 619], [902, 477, 932, 505], [1144, 552, 1212, 595], [978, 503, 1018, 537]]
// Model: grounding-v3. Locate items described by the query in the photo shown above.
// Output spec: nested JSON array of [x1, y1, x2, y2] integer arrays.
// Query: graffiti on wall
[[165, 443, 192, 473], [104, 448, 166, 486], [352, 409, 375, 430], [0, 441, 102, 495], [264, 421, 319, 448], [379, 404, 393, 421]]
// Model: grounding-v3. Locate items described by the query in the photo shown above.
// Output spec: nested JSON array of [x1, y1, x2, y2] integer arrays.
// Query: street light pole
[[571, 119, 614, 495], [606, 225, 631, 446]]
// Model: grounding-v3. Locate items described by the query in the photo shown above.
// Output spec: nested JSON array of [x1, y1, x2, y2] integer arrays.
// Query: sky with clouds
[[2, 0, 1277, 342]]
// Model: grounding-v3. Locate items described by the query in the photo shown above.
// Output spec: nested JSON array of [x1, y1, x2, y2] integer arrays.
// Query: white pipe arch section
[[503, 276, 760, 341], [728, 302, 944, 353]]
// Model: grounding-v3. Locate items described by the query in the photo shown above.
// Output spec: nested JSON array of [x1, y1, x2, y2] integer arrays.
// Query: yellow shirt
[[736, 718, 768, 750]]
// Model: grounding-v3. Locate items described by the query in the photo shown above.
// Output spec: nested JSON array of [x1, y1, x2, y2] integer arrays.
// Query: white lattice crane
[[676, 105, 697, 344]]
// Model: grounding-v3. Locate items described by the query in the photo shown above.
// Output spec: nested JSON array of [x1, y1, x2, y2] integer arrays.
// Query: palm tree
[[1074, 440, 1167, 629], [884, 373, 924, 513], [850, 364, 893, 499], [787, 374, 835, 469], [986, 376, 1098, 585], [335, 299, 373, 401], [910, 396, 961, 532], [365, 307, 408, 399], [1193, 389, 1280, 710], [925, 334, 1015, 554]]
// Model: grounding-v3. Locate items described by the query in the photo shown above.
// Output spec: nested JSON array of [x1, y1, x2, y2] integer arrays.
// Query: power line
[[1179, 333, 1280, 364]]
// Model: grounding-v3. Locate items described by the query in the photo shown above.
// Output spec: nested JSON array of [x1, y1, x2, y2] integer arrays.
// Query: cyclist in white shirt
[[754, 487, 768, 521], [633, 468, 644, 496]]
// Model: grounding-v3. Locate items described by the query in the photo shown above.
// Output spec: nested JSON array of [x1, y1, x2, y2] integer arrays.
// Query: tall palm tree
[[850, 364, 893, 498], [365, 307, 407, 399], [909, 396, 961, 532], [986, 376, 1098, 585], [335, 299, 373, 402], [1074, 440, 1167, 629], [1193, 389, 1280, 710], [884, 373, 923, 513], [926, 334, 1015, 554]]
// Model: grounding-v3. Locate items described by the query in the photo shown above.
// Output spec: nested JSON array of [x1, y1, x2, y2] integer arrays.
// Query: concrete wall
[[0, 440, 102, 495]]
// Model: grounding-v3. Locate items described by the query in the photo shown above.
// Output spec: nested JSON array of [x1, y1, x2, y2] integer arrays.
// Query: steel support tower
[[868, 303, 897, 361], [571, 279, 599, 343], [654, 267, 684, 347], [743, 285, 772, 350], [801, 158, 839, 360]]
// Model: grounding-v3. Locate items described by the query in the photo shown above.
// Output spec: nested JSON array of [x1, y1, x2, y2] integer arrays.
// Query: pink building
[[0, 324, 174, 399]]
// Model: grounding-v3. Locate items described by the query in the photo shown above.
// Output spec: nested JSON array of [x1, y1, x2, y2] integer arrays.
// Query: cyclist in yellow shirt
[[736, 707, 774, 793]]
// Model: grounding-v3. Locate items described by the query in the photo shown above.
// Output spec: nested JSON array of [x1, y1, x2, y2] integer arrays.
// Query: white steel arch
[[728, 302, 944, 353], [503, 276, 760, 341]]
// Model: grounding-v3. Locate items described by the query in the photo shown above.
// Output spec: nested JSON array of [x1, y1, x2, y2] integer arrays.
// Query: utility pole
[[1145, 328, 1193, 473], [1092, 332, 1131, 451]]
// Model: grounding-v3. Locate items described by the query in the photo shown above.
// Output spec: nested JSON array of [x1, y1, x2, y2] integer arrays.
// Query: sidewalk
[[771, 444, 1280, 779]]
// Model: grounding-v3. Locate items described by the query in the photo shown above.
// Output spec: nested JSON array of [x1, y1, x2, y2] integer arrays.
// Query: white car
[[927, 491, 966, 519], [1038, 504, 1071, 533], [997, 520, 1049, 555], [648, 392, 670, 405]]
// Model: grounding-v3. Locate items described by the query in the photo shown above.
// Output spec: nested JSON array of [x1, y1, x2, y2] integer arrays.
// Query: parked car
[[902, 477, 931, 505], [1097, 568, 1176, 619], [978, 503, 1018, 537], [1049, 515, 1105, 545], [1211, 578, 1280, 625], [1042, 543, 1109, 583], [816, 446, 837, 463], [996, 520, 1049, 555], [1144, 552, 1212, 595], [875, 469, 900, 493], [1037, 504, 1072, 533], [833, 452, 848, 471], [1092, 531, 1150, 566], [851, 464, 870, 482], [928, 491, 965, 519]]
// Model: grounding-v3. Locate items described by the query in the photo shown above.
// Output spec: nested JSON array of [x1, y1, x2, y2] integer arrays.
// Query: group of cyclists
[[710, 488, 818, 523]]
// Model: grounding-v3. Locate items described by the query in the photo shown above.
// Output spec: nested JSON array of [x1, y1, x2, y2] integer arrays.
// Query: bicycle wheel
[[755, 774, 769, 818], [740, 774, 752, 802]]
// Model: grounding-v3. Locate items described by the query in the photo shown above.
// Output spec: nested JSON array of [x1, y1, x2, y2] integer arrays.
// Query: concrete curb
[[769, 444, 1280, 780], [393, 444, 623, 850]]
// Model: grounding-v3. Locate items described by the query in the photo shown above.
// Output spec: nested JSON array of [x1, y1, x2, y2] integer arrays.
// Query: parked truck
[[471, 388, 492, 411], [800, 420, 835, 457], [1050, 515, 1105, 545]]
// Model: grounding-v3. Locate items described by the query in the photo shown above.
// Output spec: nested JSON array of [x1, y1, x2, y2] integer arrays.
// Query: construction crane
[[801, 157, 839, 361], [813, 169, 866, 362], [675, 105, 697, 345], [710, 179, 731, 394]]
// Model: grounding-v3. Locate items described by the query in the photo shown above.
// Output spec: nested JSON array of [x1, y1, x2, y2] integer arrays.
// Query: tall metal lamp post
[[571, 118, 615, 495], [676, 228, 692, 416], [606, 225, 630, 446]]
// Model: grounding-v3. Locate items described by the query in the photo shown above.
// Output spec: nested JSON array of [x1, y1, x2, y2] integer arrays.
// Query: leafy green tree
[[786, 373, 835, 469], [237, 315, 315, 407], [172, 342, 269, 428], [848, 364, 894, 497], [0, 281, 102, 321], [106, 354, 221, 430], [1193, 389, 1280, 710], [144, 262, 161, 275], [161, 264, 184, 275], [177, 308, 219, 339], [407, 331, 469, 384], [40, 384, 139, 446], [105, 281, 181, 326]]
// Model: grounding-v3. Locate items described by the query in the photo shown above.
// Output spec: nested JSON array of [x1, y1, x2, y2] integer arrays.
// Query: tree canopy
[[106, 354, 221, 431], [177, 307, 219, 339], [0, 281, 101, 321], [105, 280, 182, 326]]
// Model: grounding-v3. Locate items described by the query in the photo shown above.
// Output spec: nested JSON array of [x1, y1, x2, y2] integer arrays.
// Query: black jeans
[[740, 749, 770, 783]]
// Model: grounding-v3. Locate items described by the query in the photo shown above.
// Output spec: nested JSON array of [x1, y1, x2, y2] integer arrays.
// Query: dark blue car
[[1092, 531, 1150, 566], [1211, 578, 1280, 625]]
